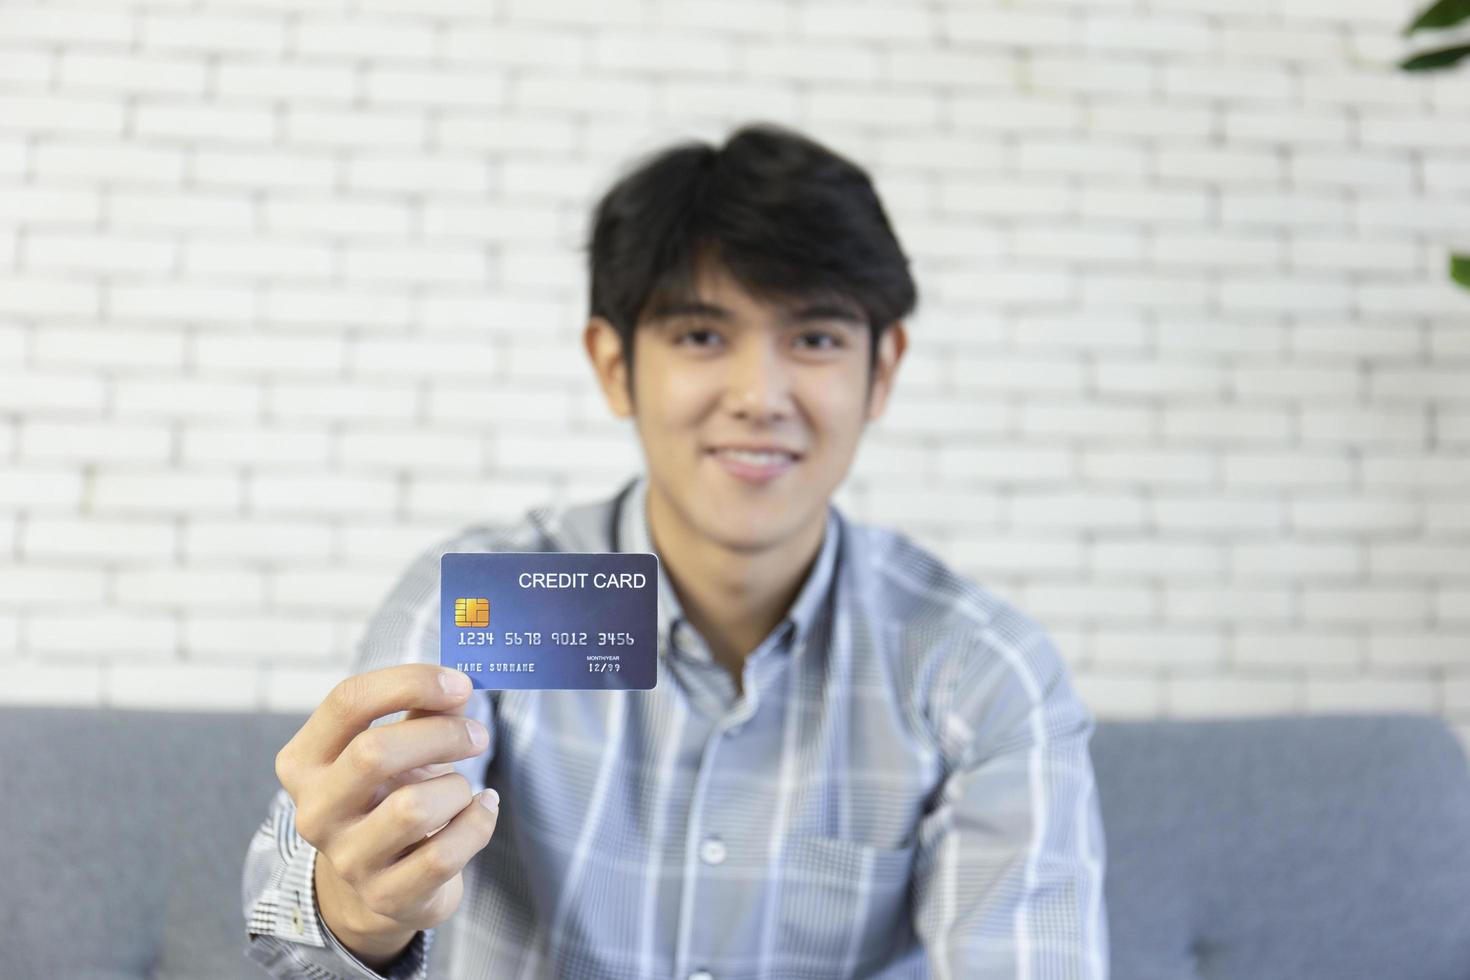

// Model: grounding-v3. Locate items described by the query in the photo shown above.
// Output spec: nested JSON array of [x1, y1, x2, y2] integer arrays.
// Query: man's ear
[[864, 321, 907, 421], [583, 315, 634, 418]]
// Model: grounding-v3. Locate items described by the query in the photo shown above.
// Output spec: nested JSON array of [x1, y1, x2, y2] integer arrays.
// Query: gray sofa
[[2, 707, 1468, 979]]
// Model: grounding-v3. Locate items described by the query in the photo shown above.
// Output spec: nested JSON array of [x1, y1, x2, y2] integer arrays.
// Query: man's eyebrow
[[649, 300, 732, 322], [787, 302, 866, 328], [649, 299, 866, 328]]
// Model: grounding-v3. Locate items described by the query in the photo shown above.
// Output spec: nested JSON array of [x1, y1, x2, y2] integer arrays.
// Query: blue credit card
[[440, 552, 659, 691]]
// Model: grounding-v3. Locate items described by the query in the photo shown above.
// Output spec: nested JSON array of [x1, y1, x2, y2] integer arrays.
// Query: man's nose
[[726, 337, 790, 419]]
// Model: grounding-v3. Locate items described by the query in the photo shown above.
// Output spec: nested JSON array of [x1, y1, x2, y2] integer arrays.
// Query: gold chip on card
[[455, 597, 489, 628]]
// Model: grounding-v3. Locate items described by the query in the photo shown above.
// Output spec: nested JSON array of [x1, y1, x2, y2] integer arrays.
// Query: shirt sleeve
[[910, 617, 1110, 979], [241, 786, 433, 980], [241, 528, 505, 978]]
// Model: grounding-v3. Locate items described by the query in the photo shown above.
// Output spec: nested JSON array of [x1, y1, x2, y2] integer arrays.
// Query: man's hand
[[274, 664, 500, 971]]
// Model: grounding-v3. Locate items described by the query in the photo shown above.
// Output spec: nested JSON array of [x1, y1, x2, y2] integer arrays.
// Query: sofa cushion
[[1093, 713, 1470, 980], [0, 707, 305, 980]]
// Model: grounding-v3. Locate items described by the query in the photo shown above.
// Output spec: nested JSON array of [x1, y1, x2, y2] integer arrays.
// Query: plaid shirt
[[243, 473, 1109, 979]]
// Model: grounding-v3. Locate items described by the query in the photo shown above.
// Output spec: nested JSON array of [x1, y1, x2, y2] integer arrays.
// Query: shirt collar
[[614, 472, 839, 663]]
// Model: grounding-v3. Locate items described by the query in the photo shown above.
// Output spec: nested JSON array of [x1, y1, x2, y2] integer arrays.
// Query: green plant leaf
[[1399, 43, 1470, 70], [1452, 253, 1470, 289], [1404, 0, 1470, 35]]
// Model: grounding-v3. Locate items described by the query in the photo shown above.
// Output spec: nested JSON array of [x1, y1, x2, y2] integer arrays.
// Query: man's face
[[585, 258, 906, 556]]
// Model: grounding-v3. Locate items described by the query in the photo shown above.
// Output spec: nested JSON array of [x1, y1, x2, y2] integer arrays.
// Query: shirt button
[[689, 971, 714, 980], [698, 837, 727, 865]]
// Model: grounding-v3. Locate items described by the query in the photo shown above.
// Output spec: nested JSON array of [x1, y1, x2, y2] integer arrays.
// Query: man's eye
[[675, 329, 722, 347], [797, 331, 841, 350]]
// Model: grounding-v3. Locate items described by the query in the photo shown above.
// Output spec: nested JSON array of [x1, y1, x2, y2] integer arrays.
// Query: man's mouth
[[707, 447, 801, 465], [705, 445, 803, 483]]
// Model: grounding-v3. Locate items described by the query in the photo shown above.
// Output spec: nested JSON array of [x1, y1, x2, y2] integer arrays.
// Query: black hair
[[584, 122, 917, 400]]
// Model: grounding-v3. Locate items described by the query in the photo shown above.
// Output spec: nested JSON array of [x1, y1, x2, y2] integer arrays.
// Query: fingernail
[[466, 719, 488, 749], [479, 788, 499, 811], [440, 669, 471, 697]]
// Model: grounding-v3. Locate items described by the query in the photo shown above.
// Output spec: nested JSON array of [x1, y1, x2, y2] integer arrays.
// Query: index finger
[[297, 664, 473, 764]]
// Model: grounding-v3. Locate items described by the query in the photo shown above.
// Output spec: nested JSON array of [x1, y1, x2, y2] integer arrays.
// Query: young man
[[244, 123, 1109, 979]]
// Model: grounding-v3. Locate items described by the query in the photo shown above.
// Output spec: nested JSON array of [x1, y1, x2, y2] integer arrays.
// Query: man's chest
[[476, 685, 939, 977], [490, 685, 938, 851]]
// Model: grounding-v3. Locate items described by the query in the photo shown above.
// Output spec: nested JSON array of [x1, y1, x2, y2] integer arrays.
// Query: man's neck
[[644, 479, 826, 683]]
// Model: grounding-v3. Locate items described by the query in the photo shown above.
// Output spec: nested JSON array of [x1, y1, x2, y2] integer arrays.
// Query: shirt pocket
[[775, 832, 918, 977]]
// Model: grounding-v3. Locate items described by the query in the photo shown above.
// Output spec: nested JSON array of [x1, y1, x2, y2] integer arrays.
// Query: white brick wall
[[2, 0, 1468, 755]]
